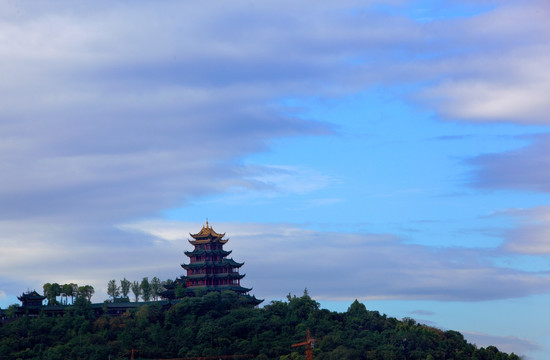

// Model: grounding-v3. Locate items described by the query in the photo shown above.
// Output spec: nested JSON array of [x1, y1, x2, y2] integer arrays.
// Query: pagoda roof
[[185, 249, 232, 257], [240, 294, 264, 306], [188, 284, 253, 294], [182, 258, 244, 269], [183, 273, 245, 280], [222, 258, 244, 267], [18, 290, 46, 301], [189, 222, 228, 244]]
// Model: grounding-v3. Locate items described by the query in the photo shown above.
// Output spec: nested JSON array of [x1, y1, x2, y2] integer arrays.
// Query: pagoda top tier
[[189, 221, 229, 245]]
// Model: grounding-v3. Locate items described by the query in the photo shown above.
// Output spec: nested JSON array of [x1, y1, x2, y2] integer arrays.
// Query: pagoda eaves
[[188, 221, 227, 244], [166, 222, 262, 305]]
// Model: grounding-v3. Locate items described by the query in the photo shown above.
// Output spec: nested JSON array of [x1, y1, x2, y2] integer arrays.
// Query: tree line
[[40, 276, 167, 306], [106, 277, 164, 302], [0, 290, 521, 360], [42, 283, 95, 305]]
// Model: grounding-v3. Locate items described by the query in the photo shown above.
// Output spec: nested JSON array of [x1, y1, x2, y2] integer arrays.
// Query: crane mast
[[291, 329, 315, 360]]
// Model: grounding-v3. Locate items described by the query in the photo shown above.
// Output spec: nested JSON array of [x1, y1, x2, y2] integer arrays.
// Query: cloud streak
[[0, 0, 547, 224], [0, 0, 549, 318], [462, 331, 541, 356], [121, 221, 550, 302], [469, 134, 550, 194]]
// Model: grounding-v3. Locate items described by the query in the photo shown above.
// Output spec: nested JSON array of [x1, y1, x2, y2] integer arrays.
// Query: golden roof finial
[[206, 219, 209, 229]]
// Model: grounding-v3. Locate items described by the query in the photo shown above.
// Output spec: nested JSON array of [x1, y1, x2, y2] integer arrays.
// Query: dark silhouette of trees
[[107, 279, 120, 301], [130, 281, 141, 302], [43, 283, 61, 305], [61, 283, 77, 304], [0, 291, 521, 360], [77, 285, 94, 302], [151, 276, 162, 301], [120, 278, 131, 298], [141, 277, 151, 301]]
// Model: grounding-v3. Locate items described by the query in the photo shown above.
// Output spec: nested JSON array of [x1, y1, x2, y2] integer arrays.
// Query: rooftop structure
[[161, 222, 262, 305], [17, 291, 46, 316]]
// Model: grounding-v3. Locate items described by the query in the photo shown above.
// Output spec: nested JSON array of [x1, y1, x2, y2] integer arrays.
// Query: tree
[[151, 277, 162, 301], [131, 281, 142, 302], [77, 285, 94, 302], [61, 283, 76, 305], [0, 291, 519, 360], [43, 283, 52, 303], [71, 283, 78, 303], [120, 278, 131, 298], [175, 284, 187, 298], [107, 279, 120, 301], [43, 283, 61, 305], [141, 277, 151, 301], [5, 304, 19, 318]]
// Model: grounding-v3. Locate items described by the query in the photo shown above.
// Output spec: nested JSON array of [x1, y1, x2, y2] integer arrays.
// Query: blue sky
[[1, 1, 549, 358]]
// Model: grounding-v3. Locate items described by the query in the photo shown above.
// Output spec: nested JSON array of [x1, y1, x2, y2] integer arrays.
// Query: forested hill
[[0, 291, 520, 360]]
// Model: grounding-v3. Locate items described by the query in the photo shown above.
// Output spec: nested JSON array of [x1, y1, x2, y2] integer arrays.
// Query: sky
[[0, 0, 549, 358]]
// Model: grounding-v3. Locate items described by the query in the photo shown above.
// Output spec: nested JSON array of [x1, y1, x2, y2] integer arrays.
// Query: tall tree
[[151, 276, 162, 301], [43, 283, 61, 305], [120, 278, 131, 298], [131, 281, 141, 302], [61, 284, 74, 305], [71, 283, 78, 303], [77, 285, 94, 302], [43, 283, 52, 304], [141, 277, 151, 301], [107, 279, 120, 301]]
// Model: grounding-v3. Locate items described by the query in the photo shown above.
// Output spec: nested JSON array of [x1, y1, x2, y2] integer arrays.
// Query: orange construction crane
[[291, 330, 315, 360], [130, 349, 138, 360]]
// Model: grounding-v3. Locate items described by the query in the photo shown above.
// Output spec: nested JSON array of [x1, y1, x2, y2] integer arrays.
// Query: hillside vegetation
[[0, 291, 520, 360]]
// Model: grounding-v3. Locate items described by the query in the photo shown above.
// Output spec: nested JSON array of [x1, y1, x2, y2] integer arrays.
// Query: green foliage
[[174, 284, 186, 298], [44, 283, 80, 306], [60, 284, 72, 305], [77, 285, 95, 302], [106, 279, 120, 301], [151, 277, 162, 301], [43, 283, 60, 305], [140, 277, 151, 302], [120, 278, 131, 298], [0, 293, 520, 360], [130, 281, 141, 302], [4, 304, 19, 319]]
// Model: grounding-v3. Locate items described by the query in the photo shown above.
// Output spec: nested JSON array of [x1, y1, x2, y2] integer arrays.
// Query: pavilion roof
[[17, 290, 46, 301]]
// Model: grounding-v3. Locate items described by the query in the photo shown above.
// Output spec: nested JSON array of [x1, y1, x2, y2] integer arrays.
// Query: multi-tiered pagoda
[[161, 222, 262, 305]]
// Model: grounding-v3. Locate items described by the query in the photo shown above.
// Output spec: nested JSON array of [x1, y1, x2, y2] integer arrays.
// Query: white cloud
[[414, 1, 550, 123], [0, 0, 549, 309], [487, 206, 550, 255], [246, 165, 334, 195], [462, 331, 540, 356], [0, 0, 545, 223], [122, 221, 550, 302], [3, 218, 550, 305]]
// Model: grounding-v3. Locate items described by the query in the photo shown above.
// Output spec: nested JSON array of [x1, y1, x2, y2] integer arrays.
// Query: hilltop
[[0, 290, 520, 360]]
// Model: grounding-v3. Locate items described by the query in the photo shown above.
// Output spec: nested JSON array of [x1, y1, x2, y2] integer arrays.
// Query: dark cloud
[[468, 134, 550, 193]]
